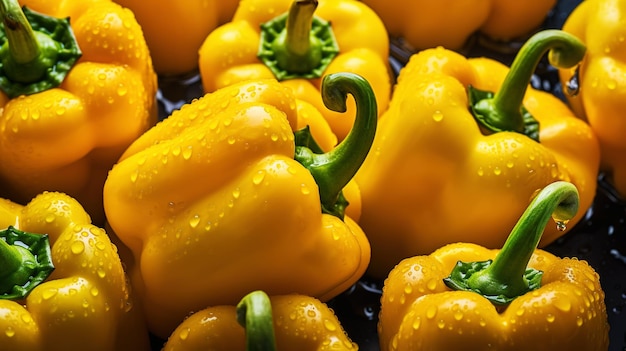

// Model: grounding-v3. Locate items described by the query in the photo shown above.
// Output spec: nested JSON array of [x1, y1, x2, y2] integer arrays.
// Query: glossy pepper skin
[[103, 73, 375, 338], [0, 192, 150, 351], [558, 0, 626, 198], [198, 0, 391, 141], [360, 0, 556, 52], [378, 181, 609, 351], [113, 0, 238, 76], [163, 291, 358, 350], [355, 30, 600, 279], [0, 0, 158, 225]]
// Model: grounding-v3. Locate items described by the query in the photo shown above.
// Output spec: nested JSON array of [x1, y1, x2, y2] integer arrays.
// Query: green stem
[[0, 3, 81, 97], [0, 0, 50, 83], [294, 72, 377, 219], [0, 236, 34, 282], [0, 0, 38, 64], [444, 181, 579, 305], [0, 226, 55, 300], [471, 29, 586, 135], [258, 0, 339, 81], [236, 291, 277, 351], [278, 0, 319, 71]]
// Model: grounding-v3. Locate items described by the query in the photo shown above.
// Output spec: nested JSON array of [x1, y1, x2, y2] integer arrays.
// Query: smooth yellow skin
[[360, 0, 556, 50], [558, 0, 626, 197], [0, 0, 158, 226], [163, 294, 357, 351], [113, 0, 238, 75], [103, 79, 371, 339], [378, 243, 609, 351], [198, 0, 391, 141], [0, 192, 150, 351], [355, 47, 600, 279]]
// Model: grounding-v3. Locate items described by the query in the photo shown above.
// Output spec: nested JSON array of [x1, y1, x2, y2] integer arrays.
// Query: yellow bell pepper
[[558, 0, 626, 198], [355, 30, 600, 279], [198, 0, 391, 141], [360, 0, 556, 52], [0, 191, 150, 351], [0, 0, 158, 225], [103, 72, 375, 338], [112, 0, 239, 76], [378, 181, 609, 351], [163, 290, 357, 350]]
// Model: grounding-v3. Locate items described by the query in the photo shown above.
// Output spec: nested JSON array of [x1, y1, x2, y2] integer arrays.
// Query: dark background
[[154, 0, 626, 349]]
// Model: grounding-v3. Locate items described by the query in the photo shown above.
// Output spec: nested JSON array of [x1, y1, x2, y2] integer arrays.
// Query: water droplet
[[130, 170, 138, 183], [117, 86, 128, 96], [97, 268, 106, 278], [426, 279, 438, 291], [42, 288, 58, 300], [189, 215, 200, 228], [565, 67, 580, 96], [454, 311, 464, 321], [252, 170, 266, 185], [432, 111, 443, 122], [546, 313, 555, 323], [71, 241, 85, 255], [232, 188, 241, 199], [179, 327, 190, 340], [554, 298, 571, 312], [300, 185, 311, 195], [20, 313, 32, 324], [182, 147, 193, 160], [45, 214, 56, 223], [323, 319, 336, 331], [5, 327, 14, 338], [493, 167, 502, 176], [426, 305, 437, 319], [555, 220, 568, 232], [90, 286, 99, 297], [412, 316, 421, 330], [477, 167, 484, 176]]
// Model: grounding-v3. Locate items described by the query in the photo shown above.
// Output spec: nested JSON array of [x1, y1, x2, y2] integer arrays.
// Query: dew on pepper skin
[[178, 327, 190, 340], [71, 241, 85, 255], [5, 327, 15, 338], [252, 170, 266, 185], [42, 288, 58, 300], [554, 298, 572, 312], [426, 305, 437, 319], [323, 319, 337, 331]]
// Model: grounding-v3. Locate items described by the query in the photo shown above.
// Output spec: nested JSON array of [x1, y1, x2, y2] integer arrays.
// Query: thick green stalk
[[444, 181, 579, 305], [470, 30, 586, 138], [258, 0, 339, 80], [294, 72, 377, 219], [236, 291, 277, 351], [0, 226, 55, 300]]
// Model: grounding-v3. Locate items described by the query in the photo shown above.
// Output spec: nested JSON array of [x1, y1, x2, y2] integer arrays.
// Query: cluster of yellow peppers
[[0, 0, 618, 350]]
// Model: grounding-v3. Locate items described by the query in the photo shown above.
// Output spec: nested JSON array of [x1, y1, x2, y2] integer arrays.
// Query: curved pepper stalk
[[469, 29, 586, 142], [258, 0, 339, 80], [294, 72, 377, 219], [0, 0, 81, 98], [237, 290, 278, 351], [0, 226, 54, 300], [444, 181, 579, 305]]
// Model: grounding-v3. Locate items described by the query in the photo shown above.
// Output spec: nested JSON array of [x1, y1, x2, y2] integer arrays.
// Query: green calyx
[[294, 72, 377, 220], [258, 0, 339, 81], [0, 0, 82, 98], [444, 181, 579, 305], [0, 226, 55, 300], [469, 29, 587, 142], [236, 290, 278, 351]]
